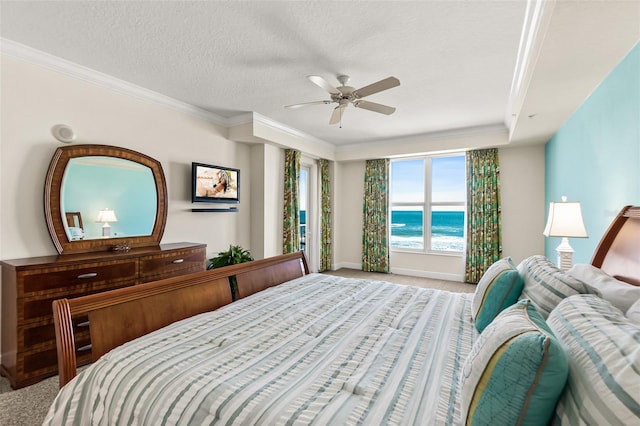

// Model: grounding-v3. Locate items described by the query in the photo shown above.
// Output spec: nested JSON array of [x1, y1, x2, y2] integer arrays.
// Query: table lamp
[[543, 196, 587, 271], [97, 208, 118, 237]]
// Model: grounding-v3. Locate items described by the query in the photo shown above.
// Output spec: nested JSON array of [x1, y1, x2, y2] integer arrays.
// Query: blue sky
[[299, 156, 465, 213], [391, 156, 466, 205]]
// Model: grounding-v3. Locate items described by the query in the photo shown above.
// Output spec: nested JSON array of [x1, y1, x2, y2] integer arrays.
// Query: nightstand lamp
[[97, 208, 118, 237], [543, 196, 588, 271]]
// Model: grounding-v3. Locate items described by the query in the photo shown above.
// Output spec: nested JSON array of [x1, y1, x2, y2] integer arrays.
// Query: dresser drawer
[[139, 247, 205, 282], [19, 281, 134, 323], [17, 346, 93, 387], [19, 260, 138, 297], [19, 316, 91, 352]]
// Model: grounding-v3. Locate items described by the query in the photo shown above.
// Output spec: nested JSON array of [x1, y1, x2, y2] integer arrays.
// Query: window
[[390, 155, 466, 253]]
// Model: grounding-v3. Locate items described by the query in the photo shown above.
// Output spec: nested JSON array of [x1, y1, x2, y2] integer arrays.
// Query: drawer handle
[[77, 272, 98, 279], [77, 344, 92, 352], [77, 321, 90, 328], [172, 259, 184, 264]]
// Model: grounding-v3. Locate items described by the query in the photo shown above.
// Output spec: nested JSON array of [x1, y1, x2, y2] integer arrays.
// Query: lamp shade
[[96, 208, 118, 223], [543, 200, 587, 238]]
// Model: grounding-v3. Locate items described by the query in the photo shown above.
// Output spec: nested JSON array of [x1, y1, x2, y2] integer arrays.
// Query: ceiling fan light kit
[[285, 75, 400, 126]]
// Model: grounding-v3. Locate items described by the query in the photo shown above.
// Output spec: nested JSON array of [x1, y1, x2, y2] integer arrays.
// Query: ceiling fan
[[285, 75, 400, 126]]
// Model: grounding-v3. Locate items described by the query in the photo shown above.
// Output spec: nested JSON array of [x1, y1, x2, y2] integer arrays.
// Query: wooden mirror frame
[[44, 144, 168, 254]]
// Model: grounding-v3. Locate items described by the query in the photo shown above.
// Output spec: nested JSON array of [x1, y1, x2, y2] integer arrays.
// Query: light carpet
[[0, 268, 474, 425]]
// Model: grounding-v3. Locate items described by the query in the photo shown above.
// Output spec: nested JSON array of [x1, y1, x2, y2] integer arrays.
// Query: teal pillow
[[460, 299, 569, 426], [472, 257, 523, 332]]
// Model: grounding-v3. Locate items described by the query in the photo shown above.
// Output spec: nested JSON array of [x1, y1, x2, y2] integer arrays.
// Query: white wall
[[0, 55, 251, 262], [0, 55, 261, 363], [249, 144, 266, 259], [499, 144, 545, 263], [248, 143, 285, 260], [334, 160, 365, 268], [333, 144, 545, 280], [263, 144, 284, 259]]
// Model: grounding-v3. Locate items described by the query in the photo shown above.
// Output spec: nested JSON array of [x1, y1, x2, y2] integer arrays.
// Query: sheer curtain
[[319, 159, 332, 271], [362, 159, 390, 272], [283, 149, 301, 254], [465, 148, 502, 283]]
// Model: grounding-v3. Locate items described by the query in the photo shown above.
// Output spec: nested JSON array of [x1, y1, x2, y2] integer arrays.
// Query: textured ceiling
[[1, 1, 638, 148]]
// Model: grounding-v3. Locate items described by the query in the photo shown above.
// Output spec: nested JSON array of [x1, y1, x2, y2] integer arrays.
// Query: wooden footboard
[[53, 251, 309, 387]]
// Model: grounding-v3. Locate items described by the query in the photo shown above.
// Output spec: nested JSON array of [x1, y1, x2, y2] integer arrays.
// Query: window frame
[[389, 153, 466, 255]]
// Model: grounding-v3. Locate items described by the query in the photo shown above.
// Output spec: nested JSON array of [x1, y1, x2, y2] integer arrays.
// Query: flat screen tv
[[192, 162, 240, 204]]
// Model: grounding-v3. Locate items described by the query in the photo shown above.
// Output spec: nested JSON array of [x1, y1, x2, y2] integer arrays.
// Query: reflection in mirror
[[61, 157, 157, 241], [45, 144, 167, 254], [65, 211, 84, 240]]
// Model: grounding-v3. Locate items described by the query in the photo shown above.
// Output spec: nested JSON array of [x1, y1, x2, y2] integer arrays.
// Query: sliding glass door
[[299, 166, 309, 254]]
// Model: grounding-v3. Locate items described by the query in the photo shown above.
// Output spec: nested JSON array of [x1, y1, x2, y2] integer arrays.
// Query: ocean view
[[300, 210, 464, 252], [391, 210, 464, 251]]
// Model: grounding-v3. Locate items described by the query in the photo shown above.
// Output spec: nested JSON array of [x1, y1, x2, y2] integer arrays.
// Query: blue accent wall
[[545, 42, 640, 264]]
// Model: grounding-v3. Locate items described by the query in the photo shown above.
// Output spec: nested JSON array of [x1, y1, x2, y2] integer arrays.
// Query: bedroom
[[1, 1, 638, 274], [0, 0, 639, 394]]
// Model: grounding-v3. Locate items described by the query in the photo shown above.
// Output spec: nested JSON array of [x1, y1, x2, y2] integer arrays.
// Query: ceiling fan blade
[[308, 75, 341, 95], [353, 76, 400, 98], [285, 100, 332, 109], [329, 105, 346, 125], [354, 100, 396, 115]]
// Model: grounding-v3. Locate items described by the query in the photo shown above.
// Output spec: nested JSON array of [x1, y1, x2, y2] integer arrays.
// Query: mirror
[[61, 156, 157, 240], [45, 145, 168, 254]]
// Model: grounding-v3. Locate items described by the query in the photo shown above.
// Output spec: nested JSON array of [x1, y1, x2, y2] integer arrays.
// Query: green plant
[[207, 245, 254, 300], [207, 245, 254, 270]]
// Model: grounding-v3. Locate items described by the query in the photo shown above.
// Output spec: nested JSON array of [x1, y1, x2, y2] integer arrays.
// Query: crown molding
[[225, 112, 254, 127], [336, 123, 508, 153], [251, 112, 335, 150], [505, 0, 555, 132], [0, 38, 230, 127], [1, 38, 514, 156], [203, 111, 335, 151], [1, 38, 339, 146]]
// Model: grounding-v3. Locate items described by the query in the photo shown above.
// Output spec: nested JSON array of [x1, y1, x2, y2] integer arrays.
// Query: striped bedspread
[[44, 273, 476, 425]]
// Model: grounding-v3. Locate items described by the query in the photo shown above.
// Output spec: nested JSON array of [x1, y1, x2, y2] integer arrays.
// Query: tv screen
[[192, 162, 240, 204]]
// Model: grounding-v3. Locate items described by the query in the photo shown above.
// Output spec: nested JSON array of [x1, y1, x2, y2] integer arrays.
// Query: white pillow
[[567, 264, 640, 313], [518, 255, 599, 319], [627, 298, 640, 324], [548, 295, 640, 425]]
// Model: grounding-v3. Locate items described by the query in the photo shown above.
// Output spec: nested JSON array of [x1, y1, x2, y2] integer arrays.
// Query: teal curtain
[[283, 149, 301, 254], [362, 159, 390, 272], [465, 148, 502, 283], [319, 159, 332, 271]]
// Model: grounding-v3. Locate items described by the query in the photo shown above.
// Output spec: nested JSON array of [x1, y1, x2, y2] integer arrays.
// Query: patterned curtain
[[283, 149, 301, 254], [362, 159, 390, 273], [465, 148, 502, 283], [319, 159, 332, 271]]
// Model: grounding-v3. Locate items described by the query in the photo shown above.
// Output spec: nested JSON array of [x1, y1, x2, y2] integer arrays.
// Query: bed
[[45, 206, 640, 425]]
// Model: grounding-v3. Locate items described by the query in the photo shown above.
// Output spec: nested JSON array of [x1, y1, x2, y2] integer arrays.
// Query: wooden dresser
[[1, 242, 206, 389]]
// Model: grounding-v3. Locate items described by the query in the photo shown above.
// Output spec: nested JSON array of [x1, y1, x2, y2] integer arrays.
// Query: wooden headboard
[[591, 205, 640, 286], [53, 251, 309, 387]]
